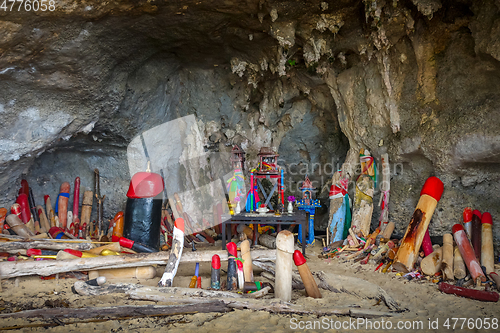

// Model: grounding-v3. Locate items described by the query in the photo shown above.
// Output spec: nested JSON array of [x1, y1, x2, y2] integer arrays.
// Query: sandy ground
[[0, 241, 499, 332]]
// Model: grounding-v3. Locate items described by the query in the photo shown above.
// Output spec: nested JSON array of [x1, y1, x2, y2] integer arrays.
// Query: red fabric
[[211, 254, 221, 269], [293, 249, 306, 266], [420, 176, 444, 201], [482, 212, 493, 225], [126, 172, 164, 198]]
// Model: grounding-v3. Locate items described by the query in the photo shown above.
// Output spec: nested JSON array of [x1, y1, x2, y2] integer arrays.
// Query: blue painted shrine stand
[[296, 199, 321, 245], [296, 175, 320, 245]]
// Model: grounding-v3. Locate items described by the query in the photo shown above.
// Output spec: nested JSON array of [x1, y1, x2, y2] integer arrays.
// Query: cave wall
[[0, 0, 499, 252]]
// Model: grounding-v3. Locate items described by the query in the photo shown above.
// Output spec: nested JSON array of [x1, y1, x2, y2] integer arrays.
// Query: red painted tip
[[236, 260, 243, 269], [48, 227, 64, 238], [226, 242, 237, 257], [74, 177, 80, 185], [211, 254, 221, 269], [126, 172, 164, 198], [44, 195, 50, 203], [463, 207, 472, 223], [113, 211, 124, 220], [174, 218, 185, 232], [293, 250, 306, 266], [420, 176, 444, 201], [452, 223, 464, 234], [482, 212, 493, 225], [60, 182, 71, 193], [64, 249, 82, 257], [27, 249, 42, 256], [111, 235, 120, 242], [473, 210, 482, 219], [119, 237, 135, 249], [0, 207, 7, 218]]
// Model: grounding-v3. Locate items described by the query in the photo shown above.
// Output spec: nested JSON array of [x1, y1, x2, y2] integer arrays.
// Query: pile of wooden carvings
[[323, 176, 499, 303]]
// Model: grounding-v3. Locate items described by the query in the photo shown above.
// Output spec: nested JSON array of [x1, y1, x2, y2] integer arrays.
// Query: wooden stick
[[72, 282, 395, 318], [240, 239, 253, 282], [89, 266, 156, 280], [421, 247, 443, 276], [452, 223, 486, 283], [44, 195, 56, 228], [481, 212, 494, 274], [441, 234, 454, 280], [5, 214, 34, 237], [57, 182, 70, 230], [158, 217, 185, 287], [0, 302, 228, 324], [275, 230, 294, 302], [0, 241, 94, 252], [453, 246, 466, 279], [80, 191, 93, 235], [293, 250, 321, 298], [393, 177, 443, 272]]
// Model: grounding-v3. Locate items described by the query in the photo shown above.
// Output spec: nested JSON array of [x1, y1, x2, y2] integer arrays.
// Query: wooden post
[[275, 230, 294, 302], [80, 191, 93, 236], [293, 250, 321, 298], [5, 214, 34, 237], [453, 247, 466, 279], [240, 240, 253, 282], [452, 223, 486, 283], [44, 195, 56, 228], [73, 177, 81, 234], [226, 242, 238, 291], [57, 182, 70, 230], [351, 175, 374, 236], [441, 234, 454, 280], [89, 266, 156, 280], [463, 207, 472, 238], [393, 177, 443, 272], [94, 169, 105, 237], [471, 210, 482, 261], [481, 212, 494, 274], [37, 205, 51, 233], [158, 218, 185, 287]]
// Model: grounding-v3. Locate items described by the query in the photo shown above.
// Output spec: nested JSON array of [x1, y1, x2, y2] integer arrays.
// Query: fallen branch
[[314, 271, 403, 311], [73, 282, 397, 318], [0, 302, 228, 324], [128, 287, 396, 318], [0, 241, 94, 252], [0, 249, 275, 279], [73, 281, 243, 299]]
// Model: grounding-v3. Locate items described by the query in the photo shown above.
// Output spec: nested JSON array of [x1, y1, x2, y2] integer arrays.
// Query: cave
[[1, 0, 500, 329]]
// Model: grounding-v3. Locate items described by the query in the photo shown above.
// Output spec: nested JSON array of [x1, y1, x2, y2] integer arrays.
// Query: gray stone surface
[[0, 0, 499, 254]]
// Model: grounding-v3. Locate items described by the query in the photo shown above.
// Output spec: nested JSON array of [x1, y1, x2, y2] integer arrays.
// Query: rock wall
[[0, 0, 499, 252]]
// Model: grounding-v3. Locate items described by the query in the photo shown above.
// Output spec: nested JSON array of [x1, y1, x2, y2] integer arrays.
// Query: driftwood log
[[314, 271, 403, 311], [73, 282, 396, 318], [0, 249, 276, 279], [0, 302, 228, 328], [0, 241, 95, 252]]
